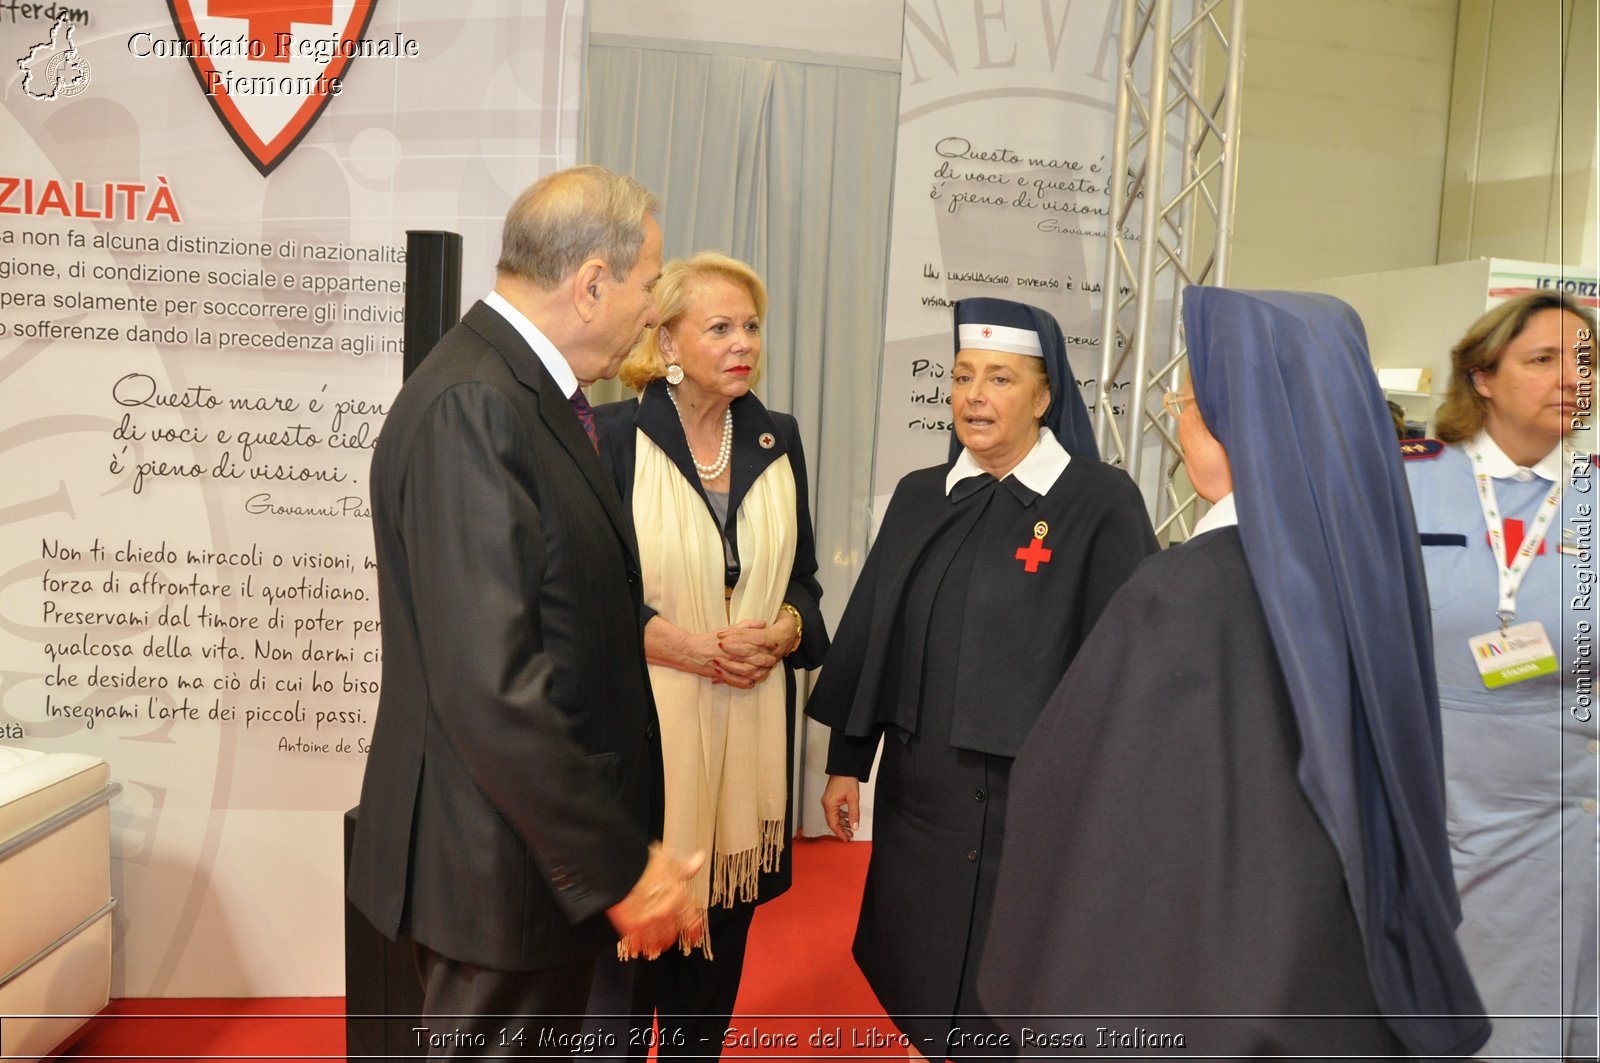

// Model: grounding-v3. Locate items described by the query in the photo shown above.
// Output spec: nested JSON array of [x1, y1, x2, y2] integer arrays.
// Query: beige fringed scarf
[[632, 430, 796, 956]]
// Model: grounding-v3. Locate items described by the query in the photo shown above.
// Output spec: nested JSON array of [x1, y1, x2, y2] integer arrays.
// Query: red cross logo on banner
[[1015, 520, 1052, 573], [166, 0, 378, 175], [210, 0, 333, 61]]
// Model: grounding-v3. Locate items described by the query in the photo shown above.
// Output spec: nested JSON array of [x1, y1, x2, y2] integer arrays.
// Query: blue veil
[[1183, 286, 1486, 1054]]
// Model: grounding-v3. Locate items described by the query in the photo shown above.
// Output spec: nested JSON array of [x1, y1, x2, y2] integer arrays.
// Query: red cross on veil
[[209, 0, 335, 62]]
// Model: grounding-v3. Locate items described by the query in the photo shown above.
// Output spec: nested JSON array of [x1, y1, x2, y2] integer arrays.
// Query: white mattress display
[[0, 745, 118, 1062]]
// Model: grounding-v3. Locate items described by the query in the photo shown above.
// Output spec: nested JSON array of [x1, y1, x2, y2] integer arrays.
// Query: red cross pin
[[982, 326, 993, 338], [1015, 520, 1052, 572]]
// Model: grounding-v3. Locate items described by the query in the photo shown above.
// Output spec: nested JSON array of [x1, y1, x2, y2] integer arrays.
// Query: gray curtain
[[582, 36, 900, 835]]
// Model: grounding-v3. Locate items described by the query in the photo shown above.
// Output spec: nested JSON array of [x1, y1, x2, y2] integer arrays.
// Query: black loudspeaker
[[403, 230, 463, 379]]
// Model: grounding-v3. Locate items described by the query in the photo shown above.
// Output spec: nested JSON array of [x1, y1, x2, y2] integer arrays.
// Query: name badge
[[1468, 621, 1558, 689]]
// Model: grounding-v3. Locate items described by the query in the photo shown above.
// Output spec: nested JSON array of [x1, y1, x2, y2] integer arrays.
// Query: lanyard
[[1466, 442, 1562, 630]]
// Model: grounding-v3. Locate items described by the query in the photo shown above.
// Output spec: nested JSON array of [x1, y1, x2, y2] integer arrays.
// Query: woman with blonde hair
[[1404, 289, 1596, 1060], [590, 252, 828, 1057]]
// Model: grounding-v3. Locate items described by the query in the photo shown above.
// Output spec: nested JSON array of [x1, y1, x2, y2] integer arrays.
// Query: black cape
[[808, 456, 1157, 763], [977, 526, 1491, 1060]]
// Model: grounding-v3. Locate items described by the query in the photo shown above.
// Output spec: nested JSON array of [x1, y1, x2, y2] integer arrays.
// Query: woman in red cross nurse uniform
[[1404, 289, 1598, 1062], [804, 297, 1156, 1059]]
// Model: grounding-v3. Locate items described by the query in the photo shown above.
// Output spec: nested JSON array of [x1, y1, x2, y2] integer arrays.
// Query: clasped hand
[[648, 612, 796, 689], [675, 620, 788, 689], [709, 618, 789, 688]]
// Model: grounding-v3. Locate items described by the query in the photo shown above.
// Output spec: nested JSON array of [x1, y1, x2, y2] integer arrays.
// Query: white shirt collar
[[484, 290, 579, 397], [1190, 491, 1238, 537], [945, 427, 1071, 495], [1469, 429, 1564, 483]]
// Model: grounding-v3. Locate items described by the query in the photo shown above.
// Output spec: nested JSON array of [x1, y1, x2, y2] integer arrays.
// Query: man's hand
[[607, 843, 705, 959]]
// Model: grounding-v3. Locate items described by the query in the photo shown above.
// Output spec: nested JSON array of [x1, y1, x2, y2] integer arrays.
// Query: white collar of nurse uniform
[[1190, 491, 1238, 538], [1469, 429, 1566, 484], [945, 427, 1071, 496]]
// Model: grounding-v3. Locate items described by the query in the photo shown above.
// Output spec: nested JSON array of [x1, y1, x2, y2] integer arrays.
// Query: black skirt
[[853, 484, 1013, 1060]]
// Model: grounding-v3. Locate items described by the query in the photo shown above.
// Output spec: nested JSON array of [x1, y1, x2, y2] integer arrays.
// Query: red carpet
[[53, 838, 896, 1060], [724, 837, 902, 1058], [53, 997, 345, 1061]]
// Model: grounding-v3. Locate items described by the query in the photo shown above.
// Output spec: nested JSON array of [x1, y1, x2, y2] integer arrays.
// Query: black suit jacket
[[348, 300, 662, 971]]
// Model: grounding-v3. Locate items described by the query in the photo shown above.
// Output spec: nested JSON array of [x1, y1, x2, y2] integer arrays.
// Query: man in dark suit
[[348, 165, 700, 1053]]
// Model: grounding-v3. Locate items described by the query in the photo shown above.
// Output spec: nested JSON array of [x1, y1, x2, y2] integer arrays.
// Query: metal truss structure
[[1094, 0, 1246, 542]]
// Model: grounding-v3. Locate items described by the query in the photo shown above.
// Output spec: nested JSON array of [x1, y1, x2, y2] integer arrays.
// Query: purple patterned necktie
[[569, 388, 598, 452]]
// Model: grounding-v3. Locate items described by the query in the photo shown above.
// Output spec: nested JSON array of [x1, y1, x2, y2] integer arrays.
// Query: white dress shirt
[[484, 290, 579, 397]]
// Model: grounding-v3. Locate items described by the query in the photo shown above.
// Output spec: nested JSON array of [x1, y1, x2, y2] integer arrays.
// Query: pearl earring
[[665, 363, 684, 386]]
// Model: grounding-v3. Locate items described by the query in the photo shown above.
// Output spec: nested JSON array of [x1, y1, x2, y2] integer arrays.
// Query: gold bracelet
[[778, 602, 803, 656]]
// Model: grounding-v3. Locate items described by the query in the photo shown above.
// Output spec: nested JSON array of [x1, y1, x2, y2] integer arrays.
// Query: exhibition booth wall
[[0, 0, 1593, 998], [1, 0, 584, 997]]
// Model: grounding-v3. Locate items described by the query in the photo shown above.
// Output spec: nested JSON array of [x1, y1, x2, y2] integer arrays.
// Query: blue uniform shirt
[[1406, 433, 1597, 1061]]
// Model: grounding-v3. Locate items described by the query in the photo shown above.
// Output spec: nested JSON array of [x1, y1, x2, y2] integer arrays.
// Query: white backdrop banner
[[872, 0, 1139, 509], [815, 0, 1172, 843], [0, 2, 581, 996]]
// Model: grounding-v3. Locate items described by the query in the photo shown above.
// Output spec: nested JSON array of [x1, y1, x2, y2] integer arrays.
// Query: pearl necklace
[[667, 386, 733, 481]]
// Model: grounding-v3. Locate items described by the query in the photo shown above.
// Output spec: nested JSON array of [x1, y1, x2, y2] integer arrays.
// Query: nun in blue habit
[[977, 287, 1490, 1059], [805, 297, 1157, 1059]]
